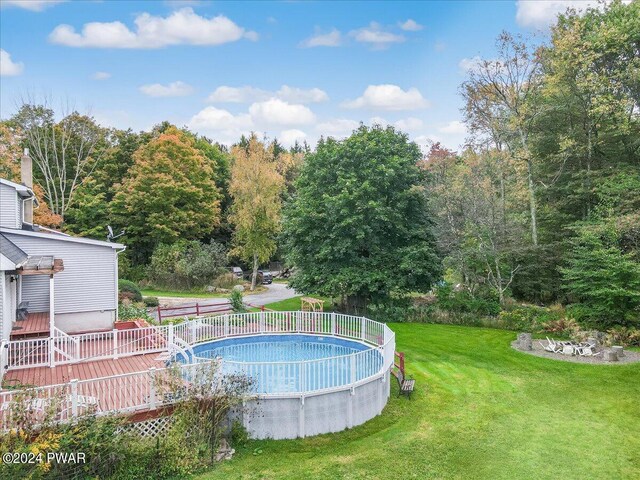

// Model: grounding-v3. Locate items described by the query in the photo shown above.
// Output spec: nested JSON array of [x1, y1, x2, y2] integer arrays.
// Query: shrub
[[147, 240, 227, 290], [119, 302, 154, 322], [604, 326, 640, 347], [119, 279, 142, 302], [230, 289, 245, 313], [435, 283, 501, 316], [143, 296, 160, 307], [213, 272, 239, 290]]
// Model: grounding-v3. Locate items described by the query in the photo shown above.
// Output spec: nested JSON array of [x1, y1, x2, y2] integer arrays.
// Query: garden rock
[[516, 333, 532, 351], [603, 349, 619, 362], [205, 285, 215, 292], [612, 346, 624, 358], [233, 285, 245, 293], [215, 438, 235, 462]]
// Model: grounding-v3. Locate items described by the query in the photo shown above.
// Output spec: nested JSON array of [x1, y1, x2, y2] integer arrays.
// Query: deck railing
[[0, 313, 395, 429]]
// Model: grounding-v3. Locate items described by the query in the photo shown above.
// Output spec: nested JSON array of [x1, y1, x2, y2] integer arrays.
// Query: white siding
[[21, 275, 49, 312], [0, 183, 20, 229], [0, 274, 4, 339], [3, 233, 118, 315]]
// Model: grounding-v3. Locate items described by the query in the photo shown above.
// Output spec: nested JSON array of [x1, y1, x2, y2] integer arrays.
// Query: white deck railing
[[0, 312, 395, 430]]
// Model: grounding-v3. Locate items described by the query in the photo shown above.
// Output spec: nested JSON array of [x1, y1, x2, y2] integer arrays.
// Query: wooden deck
[[11, 312, 50, 340], [3, 353, 166, 388]]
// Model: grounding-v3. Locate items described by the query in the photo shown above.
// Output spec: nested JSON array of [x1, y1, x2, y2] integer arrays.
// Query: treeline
[[0, 116, 305, 290], [426, 1, 639, 329]]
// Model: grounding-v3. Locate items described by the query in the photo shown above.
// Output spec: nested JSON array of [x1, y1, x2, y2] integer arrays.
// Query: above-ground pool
[[188, 334, 383, 394], [173, 312, 394, 439]]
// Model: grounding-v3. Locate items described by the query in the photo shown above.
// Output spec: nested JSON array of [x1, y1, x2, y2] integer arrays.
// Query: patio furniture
[[540, 337, 563, 353], [394, 368, 415, 399]]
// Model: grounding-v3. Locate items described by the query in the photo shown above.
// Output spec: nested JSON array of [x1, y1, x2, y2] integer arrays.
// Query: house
[[0, 151, 125, 341]]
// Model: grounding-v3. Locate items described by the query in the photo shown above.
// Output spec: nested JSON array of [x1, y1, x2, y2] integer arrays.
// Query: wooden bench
[[393, 367, 415, 399]]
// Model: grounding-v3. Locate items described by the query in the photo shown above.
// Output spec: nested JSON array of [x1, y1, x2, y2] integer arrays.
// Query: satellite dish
[[106, 225, 125, 242]]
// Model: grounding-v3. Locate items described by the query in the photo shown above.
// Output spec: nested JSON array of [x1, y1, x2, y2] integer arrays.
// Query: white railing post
[[190, 320, 197, 344], [361, 317, 366, 342], [350, 354, 356, 386], [113, 329, 119, 360], [49, 336, 55, 368], [149, 367, 157, 409], [70, 378, 78, 418], [168, 323, 174, 347], [260, 310, 265, 333], [300, 361, 305, 393], [295, 311, 299, 333], [224, 314, 229, 337], [331, 312, 336, 336]]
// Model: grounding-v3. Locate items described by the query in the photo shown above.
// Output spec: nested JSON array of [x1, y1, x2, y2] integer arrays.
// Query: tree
[[561, 220, 640, 329], [111, 126, 221, 264], [426, 147, 527, 304], [0, 122, 62, 227], [10, 103, 108, 219], [229, 134, 284, 291], [461, 32, 543, 245], [283, 125, 441, 312]]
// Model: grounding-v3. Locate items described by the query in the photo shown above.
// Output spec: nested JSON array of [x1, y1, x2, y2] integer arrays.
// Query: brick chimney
[[21, 148, 34, 224]]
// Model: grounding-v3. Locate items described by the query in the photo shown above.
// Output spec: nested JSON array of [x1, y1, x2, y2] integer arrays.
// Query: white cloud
[[349, 22, 405, 49], [395, 117, 424, 131], [300, 28, 341, 48], [438, 120, 466, 135], [207, 85, 328, 104], [49, 8, 257, 48], [399, 19, 423, 31], [316, 118, 360, 137], [515, 0, 627, 29], [1, 0, 65, 11], [0, 49, 24, 76], [458, 56, 482, 73], [188, 106, 253, 131], [207, 86, 268, 103], [91, 71, 111, 80], [249, 99, 315, 127], [342, 84, 429, 111], [276, 85, 328, 103], [139, 81, 194, 97], [279, 129, 307, 146]]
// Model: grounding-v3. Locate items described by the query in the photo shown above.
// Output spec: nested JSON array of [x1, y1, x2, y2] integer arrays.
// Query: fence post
[[49, 336, 55, 368], [350, 354, 356, 386], [157, 306, 162, 324], [260, 310, 265, 333], [113, 329, 119, 360], [331, 312, 336, 336], [190, 320, 197, 344], [224, 314, 229, 337], [149, 367, 157, 410], [196, 303, 200, 317], [168, 322, 174, 347], [70, 378, 78, 418], [300, 361, 305, 393], [361, 317, 366, 342]]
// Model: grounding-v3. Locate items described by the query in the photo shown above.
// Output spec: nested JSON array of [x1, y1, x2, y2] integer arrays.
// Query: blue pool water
[[186, 334, 383, 394]]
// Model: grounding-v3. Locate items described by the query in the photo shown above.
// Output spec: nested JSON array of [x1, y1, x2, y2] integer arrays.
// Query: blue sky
[[0, 0, 587, 150]]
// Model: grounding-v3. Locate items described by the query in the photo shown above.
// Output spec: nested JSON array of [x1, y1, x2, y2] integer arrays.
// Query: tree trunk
[[250, 253, 259, 291], [526, 158, 538, 246]]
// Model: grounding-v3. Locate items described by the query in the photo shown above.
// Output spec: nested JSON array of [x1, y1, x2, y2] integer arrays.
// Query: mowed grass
[[196, 323, 640, 480]]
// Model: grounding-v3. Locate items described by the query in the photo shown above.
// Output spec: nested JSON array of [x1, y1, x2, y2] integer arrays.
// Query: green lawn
[[197, 323, 640, 479]]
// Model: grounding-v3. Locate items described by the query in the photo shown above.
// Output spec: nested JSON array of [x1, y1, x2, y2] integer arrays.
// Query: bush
[[604, 326, 640, 347], [230, 289, 245, 313], [435, 283, 501, 316], [143, 296, 160, 307], [119, 302, 154, 322], [119, 279, 142, 302], [147, 240, 227, 290], [213, 272, 239, 290]]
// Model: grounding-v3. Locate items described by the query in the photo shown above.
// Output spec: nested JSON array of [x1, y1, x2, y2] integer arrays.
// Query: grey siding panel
[[22, 275, 49, 312], [4, 234, 117, 315], [0, 184, 20, 229]]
